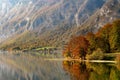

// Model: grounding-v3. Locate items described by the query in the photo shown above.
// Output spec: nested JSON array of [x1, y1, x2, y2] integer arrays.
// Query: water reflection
[[1, 51, 120, 80], [0, 52, 69, 80], [63, 61, 120, 80], [63, 61, 90, 80]]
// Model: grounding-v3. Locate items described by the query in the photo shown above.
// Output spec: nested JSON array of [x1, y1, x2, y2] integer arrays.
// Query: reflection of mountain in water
[[0, 53, 69, 80], [63, 61, 120, 80], [1, 52, 120, 80]]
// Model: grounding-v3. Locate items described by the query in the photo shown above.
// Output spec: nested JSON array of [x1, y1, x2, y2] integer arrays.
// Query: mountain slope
[[75, 0, 120, 34], [0, 0, 120, 50]]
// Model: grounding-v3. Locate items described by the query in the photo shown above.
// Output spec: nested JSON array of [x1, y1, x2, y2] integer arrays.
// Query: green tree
[[86, 32, 97, 54], [109, 20, 120, 52], [96, 23, 112, 53]]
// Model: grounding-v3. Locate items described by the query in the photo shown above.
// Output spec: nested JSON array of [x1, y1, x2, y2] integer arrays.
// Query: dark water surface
[[0, 51, 120, 80]]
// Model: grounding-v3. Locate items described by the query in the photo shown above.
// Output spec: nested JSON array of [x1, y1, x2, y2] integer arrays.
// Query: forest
[[63, 20, 120, 60]]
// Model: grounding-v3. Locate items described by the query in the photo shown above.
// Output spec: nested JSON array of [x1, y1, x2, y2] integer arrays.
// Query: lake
[[0, 51, 120, 80]]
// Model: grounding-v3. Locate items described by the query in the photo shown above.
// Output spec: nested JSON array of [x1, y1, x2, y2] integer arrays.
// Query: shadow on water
[[63, 60, 120, 80]]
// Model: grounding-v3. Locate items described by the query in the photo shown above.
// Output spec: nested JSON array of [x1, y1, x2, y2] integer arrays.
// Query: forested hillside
[[63, 20, 120, 59]]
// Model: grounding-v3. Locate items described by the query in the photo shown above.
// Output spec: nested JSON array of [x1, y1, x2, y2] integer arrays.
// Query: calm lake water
[[0, 51, 120, 80]]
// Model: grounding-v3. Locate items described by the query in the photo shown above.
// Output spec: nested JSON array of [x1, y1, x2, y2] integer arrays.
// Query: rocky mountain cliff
[[0, 0, 120, 50], [76, 0, 120, 34]]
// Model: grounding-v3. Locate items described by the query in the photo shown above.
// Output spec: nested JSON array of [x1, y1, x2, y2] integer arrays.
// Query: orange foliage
[[63, 61, 90, 80], [63, 20, 120, 59], [63, 36, 89, 59]]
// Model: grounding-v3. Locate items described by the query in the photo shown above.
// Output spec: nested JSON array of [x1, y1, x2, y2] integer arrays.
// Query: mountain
[[76, 0, 120, 34], [0, 0, 61, 41], [0, 0, 120, 50]]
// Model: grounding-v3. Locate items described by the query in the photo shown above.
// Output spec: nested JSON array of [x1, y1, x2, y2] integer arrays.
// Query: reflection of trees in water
[[63, 61, 120, 80], [87, 63, 111, 80], [63, 61, 90, 80]]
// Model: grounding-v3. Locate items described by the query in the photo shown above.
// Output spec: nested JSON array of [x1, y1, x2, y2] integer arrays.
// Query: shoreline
[[44, 58, 117, 63]]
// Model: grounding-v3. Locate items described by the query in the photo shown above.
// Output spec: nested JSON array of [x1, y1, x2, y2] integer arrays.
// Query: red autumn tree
[[63, 36, 89, 59]]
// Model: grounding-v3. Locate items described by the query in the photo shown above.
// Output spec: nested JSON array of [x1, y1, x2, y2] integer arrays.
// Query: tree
[[86, 32, 97, 54], [109, 20, 120, 52], [63, 19, 120, 59], [63, 36, 89, 59], [96, 23, 112, 53]]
